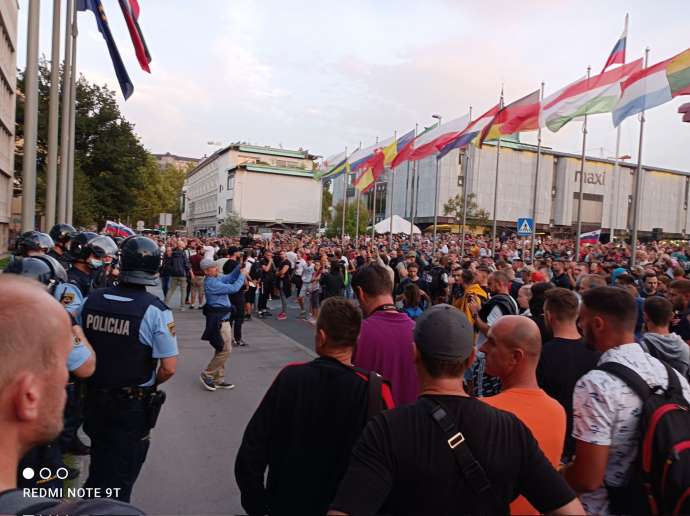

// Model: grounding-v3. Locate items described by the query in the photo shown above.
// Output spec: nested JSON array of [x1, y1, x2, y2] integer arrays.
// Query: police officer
[[15, 230, 54, 257], [4, 255, 96, 488], [48, 223, 76, 268], [67, 232, 118, 297], [92, 236, 121, 289], [79, 236, 178, 502]]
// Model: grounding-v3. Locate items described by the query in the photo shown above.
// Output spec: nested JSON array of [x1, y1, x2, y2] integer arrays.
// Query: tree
[[219, 213, 246, 237], [321, 179, 333, 225], [443, 193, 490, 227], [327, 200, 369, 238]]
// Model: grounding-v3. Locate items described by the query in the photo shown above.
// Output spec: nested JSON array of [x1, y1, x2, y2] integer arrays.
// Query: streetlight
[[431, 114, 442, 257]]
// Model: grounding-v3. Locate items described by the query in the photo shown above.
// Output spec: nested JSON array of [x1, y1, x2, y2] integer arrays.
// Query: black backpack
[[596, 361, 690, 516]]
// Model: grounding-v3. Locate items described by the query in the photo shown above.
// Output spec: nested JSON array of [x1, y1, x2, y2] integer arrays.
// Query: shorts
[[293, 275, 303, 293], [298, 282, 312, 298], [309, 290, 321, 309], [245, 286, 257, 305]]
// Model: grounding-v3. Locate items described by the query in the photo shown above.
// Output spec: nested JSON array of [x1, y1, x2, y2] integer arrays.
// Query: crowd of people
[[2, 225, 690, 515]]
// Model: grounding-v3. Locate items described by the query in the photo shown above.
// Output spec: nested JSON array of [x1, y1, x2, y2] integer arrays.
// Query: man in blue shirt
[[200, 258, 247, 391]]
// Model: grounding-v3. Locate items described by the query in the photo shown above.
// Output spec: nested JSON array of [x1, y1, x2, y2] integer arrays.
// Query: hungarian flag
[[118, 0, 151, 72], [479, 90, 540, 145]]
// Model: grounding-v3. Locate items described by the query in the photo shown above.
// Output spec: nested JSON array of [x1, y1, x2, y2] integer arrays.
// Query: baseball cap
[[414, 304, 474, 361], [406, 251, 417, 258], [200, 258, 216, 270]]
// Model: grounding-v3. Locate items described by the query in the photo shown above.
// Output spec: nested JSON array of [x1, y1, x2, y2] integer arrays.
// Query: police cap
[[49, 223, 76, 244], [119, 236, 160, 286], [15, 231, 55, 256]]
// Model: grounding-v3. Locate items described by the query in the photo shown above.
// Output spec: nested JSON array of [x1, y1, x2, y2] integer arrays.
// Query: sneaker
[[298, 311, 307, 320], [199, 375, 216, 391], [237, 339, 248, 347], [190, 304, 196, 309], [179, 307, 186, 312], [277, 312, 287, 320], [215, 381, 235, 389]]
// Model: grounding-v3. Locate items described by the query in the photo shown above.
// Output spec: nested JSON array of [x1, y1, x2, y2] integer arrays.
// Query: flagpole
[[491, 88, 504, 259], [611, 14, 628, 241], [21, 0, 40, 231], [431, 116, 442, 257], [389, 131, 397, 249], [574, 66, 591, 262], [460, 106, 472, 257], [67, 7, 78, 226], [530, 82, 545, 261], [371, 137, 379, 240], [58, 0, 74, 223], [355, 141, 362, 243], [409, 123, 418, 244], [45, 0, 62, 230], [404, 155, 411, 218], [340, 146, 348, 242], [630, 47, 650, 268]]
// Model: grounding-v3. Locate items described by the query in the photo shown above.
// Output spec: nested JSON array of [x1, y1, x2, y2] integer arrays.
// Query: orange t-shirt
[[482, 388, 566, 515]]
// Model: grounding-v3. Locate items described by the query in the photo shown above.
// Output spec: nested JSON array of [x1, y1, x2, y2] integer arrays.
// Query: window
[[275, 159, 287, 168], [226, 199, 233, 213], [227, 171, 235, 190], [218, 206, 222, 214]]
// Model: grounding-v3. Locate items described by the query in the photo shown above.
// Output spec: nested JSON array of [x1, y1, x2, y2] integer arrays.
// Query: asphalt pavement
[[126, 286, 317, 515]]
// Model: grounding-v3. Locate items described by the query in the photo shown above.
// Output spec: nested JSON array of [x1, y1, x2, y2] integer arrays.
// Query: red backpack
[[596, 361, 690, 515]]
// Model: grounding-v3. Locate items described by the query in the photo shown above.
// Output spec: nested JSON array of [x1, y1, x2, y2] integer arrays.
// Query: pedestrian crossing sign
[[517, 218, 533, 237]]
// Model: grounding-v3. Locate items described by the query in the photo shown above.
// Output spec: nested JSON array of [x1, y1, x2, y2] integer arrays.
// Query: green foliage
[[219, 213, 246, 237], [16, 60, 182, 229], [443, 193, 490, 226], [327, 200, 369, 238]]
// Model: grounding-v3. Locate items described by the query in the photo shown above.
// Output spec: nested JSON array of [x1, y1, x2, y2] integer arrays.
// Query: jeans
[[232, 299, 244, 341], [164, 276, 186, 308], [279, 289, 288, 313], [160, 276, 170, 298], [84, 390, 153, 502]]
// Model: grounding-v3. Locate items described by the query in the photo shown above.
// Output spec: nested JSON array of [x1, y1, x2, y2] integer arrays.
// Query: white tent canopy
[[374, 215, 421, 235]]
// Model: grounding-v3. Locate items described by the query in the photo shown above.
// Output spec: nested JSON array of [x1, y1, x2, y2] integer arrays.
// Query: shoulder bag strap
[[367, 371, 384, 419], [419, 397, 492, 497], [596, 362, 652, 401]]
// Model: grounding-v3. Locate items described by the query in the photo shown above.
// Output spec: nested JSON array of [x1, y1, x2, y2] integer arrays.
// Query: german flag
[[479, 90, 540, 145]]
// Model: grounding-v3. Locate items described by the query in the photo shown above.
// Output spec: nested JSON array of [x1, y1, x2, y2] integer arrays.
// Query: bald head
[[491, 316, 542, 359]]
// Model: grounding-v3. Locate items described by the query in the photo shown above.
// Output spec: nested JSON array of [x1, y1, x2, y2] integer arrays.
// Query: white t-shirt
[[203, 246, 215, 261], [286, 251, 298, 269], [294, 258, 306, 277], [573, 343, 690, 515]]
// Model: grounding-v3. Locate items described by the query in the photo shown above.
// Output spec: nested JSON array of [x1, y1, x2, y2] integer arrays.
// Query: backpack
[[595, 361, 690, 516], [249, 259, 262, 281]]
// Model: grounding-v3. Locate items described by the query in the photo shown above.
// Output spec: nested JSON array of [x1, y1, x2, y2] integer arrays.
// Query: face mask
[[88, 258, 104, 269]]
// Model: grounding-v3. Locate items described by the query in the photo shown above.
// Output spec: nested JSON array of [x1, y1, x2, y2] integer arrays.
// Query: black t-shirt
[[536, 337, 601, 460], [671, 309, 690, 342], [330, 395, 576, 516], [552, 272, 574, 290]]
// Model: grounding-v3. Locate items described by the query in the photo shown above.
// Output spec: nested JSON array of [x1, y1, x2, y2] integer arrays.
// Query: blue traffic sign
[[517, 217, 534, 237]]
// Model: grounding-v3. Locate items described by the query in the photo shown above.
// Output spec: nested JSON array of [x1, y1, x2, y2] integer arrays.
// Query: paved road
[[257, 296, 318, 351], [127, 286, 316, 515]]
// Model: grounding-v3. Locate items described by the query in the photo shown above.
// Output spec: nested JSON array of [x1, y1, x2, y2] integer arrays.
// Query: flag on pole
[[437, 104, 500, 159], [354, 150, 385, 193], [479, 90, 540, 145], [383, 129, 415, 168], [104, 220, 136, 238], [601, 17, 628, 72], [579, 229, 601, 245], [542, 59, 642, 132], [613, 48, 690, 127], [349, 136, 394, 171], [406, 114, 471, 162], [118, 0, 151, 73], [77, 0, 134, 99], [315, 150, 350, 180]]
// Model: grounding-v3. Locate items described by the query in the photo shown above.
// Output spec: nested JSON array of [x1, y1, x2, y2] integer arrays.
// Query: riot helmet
[[15, 231, 54, 256], [119, 236, 160, 286], [49, 223, 76, 245], [4, 255, 67, 294]]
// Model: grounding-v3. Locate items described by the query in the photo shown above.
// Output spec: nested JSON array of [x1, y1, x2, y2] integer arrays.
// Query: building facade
[[331, 140, 690, 238], [182, 144, 320, 235], [153, 152, 198, 171], [0, 0, 16, 253]]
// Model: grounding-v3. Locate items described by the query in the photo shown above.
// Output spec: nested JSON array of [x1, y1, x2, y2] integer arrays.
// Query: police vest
[[82, 286, 161, 388]]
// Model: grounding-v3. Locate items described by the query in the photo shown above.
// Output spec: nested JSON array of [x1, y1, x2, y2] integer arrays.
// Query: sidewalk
[[129, 294, 316, 514]]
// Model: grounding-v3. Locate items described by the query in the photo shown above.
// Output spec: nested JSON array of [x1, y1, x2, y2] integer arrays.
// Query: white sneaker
[[190, 304, 196, 309]]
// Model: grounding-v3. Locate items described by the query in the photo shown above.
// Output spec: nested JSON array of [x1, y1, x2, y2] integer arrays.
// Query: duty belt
[[92, 385, 156, 400]]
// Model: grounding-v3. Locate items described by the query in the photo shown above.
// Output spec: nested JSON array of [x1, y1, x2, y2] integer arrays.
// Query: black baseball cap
[[413, 304, 474, 361], [228, 246, 239, 255]]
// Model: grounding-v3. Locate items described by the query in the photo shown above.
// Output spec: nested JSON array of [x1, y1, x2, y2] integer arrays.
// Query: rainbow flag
[[613, 47, 690, 126]]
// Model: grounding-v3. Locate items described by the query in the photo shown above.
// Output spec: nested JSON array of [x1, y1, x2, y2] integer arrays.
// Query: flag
[[407, 114, 471, 162], [315, 150, 349, 180], [77, 0, 134, 99], [479, 90, 540, 145], [579, 229, 601, 245], [382, 129, 415, 167], [118, 0, 151, 73], [613, 48, 690, 126], [437, 104, 500, 159], [104, 220, 135, 238], [542, 59, 642, 132], [354, 150, 385, 193], [349, 136, 394, 171], [602, 21, 627, 72]]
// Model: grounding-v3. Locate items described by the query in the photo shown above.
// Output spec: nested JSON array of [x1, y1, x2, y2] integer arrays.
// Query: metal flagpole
[[412, 158, 421, 243], [389, 131, 397, 249], [340, 146, 348, 241], [45, 0, 62, 230], [21, 0, 40, 231], [371, 137, 379, 240], [355, 141, 362, 243], [574, 66, 592, 261], [530, 82, 545, 261], [66, 7, 78, 226], [631, 47, 650, 268], [610, 14, 629, 242], [409, 123, 418, 244], [460, 106, 472, 257], [58, 0, 74, 223], [491, 89, 504, 259], [404, 155, 411, 217], [432, 117, 442, 257]]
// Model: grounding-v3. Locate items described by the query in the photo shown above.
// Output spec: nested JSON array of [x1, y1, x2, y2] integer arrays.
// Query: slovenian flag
[[579, 229, 601, 245], [104, 220, 135, 238], [612, 47, 690, 127], [601, 18, 627, 73], [437, 104, 500, 159]]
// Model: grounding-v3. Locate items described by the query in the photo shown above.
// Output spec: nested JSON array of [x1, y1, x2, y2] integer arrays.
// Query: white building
[[332, 137, 690, 238], [0, 0, 16, 253], [182, 143, 320, 235]]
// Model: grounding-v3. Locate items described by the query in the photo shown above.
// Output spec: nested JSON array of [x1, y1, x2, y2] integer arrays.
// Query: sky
[[16, 0, 690, 170]]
